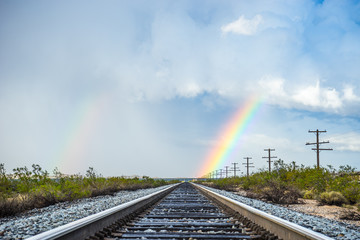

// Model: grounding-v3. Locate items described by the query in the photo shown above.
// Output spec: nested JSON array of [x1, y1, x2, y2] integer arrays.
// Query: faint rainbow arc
[[198, 96, 264, 177], [53, 93, 110, 173]]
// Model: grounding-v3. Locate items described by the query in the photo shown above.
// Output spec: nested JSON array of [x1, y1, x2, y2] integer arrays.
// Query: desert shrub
[[61, 179, 91, 200], [319, 191, 347, 206], [0, 193, 38, 217], [245, 191, 262, 199], [0, 197, 22, 217], [0, 164, 12, 197], [241, 172, 268, 190], [12, 166, 33, 193], [340, 182, 360, 204], [32, 184, 63, 206], [0, 163, 172, 217], [356, 202, 360, 211], [294, 167, 332, 194], [209, 177, 242, 191], [303, 189, 315, 199], [255, 178, 302, 204]]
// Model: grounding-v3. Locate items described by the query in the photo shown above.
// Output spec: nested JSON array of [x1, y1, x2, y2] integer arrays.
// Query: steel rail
[[193, 183, 334, 240], [27, 184, 179, 240]]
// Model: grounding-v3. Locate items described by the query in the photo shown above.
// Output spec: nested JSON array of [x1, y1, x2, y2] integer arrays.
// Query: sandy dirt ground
[[282, 198, 360, 227], [234, 190, 360, 227]]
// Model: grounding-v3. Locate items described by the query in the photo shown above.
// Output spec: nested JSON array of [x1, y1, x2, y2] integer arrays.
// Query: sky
[[0, 0, 360, 178]]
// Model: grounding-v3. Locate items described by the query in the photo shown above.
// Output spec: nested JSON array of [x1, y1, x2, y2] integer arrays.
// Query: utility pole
[[219, 169, 224, 178], [231, 162, 240, 177], [242, 157, 254, 177], [225, 166, 229, 178], [306, 129, 333, 169], [262, 149, 277, 172]]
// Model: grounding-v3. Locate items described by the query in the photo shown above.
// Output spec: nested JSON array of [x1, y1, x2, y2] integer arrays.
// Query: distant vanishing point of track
[[28, 183, 333, 240]]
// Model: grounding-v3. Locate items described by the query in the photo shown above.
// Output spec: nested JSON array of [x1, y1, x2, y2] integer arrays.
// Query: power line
[[306, 129, 333, 169]]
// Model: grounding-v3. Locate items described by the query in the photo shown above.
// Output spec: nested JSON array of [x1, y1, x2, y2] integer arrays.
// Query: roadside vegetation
[[197, 160, 360, 210], [0, 163, 176, 217]]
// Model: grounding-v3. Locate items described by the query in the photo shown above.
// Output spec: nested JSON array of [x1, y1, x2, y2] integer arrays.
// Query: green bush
[[198, 163, 359, 208], [32, 184, 63, 206], [0, 197, 22, 217], [255, 178, 302, 204], [319, 191, 347, 206], [340, 182, 360, 204], [0, 163, 173, 217], [303, 189, 315, 199]]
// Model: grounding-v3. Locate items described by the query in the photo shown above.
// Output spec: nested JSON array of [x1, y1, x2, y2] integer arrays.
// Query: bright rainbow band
[[197, 95, 263, 177]]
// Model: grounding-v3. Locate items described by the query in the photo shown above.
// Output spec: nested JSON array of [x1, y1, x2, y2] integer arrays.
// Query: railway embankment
[[0, 185, 171, 239]]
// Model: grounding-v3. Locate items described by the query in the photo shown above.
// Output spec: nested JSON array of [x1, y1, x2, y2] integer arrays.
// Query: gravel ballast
[[200, 185, 360, 240], [0, 185, 170, 239], [1, 184, 359, 239]]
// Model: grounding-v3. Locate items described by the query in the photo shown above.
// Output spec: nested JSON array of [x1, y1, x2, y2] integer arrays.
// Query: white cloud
[[1, 0, 360, 176], [292, 81, 321, 107], [257, 77, 344, 110], [329, 133, 360, 152], [343, 86, 360, 101], [176, 83, 203, 98], [257, 75, 288, 106], [258, 75, 286, 97], [221, 15, 262, 35], [292, 81, 342, 109]]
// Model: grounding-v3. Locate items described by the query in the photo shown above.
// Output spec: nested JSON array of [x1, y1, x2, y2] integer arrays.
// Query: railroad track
[[115, 182, 261, 239], [28, 183, 333, 240]]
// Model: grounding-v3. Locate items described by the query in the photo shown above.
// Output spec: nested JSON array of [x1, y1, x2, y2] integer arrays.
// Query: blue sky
[[1, 0, 359, 177]]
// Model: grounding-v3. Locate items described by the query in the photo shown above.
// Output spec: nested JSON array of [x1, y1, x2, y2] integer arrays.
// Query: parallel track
[[28, 183, 333, 240], [114, 182, 261, 239]]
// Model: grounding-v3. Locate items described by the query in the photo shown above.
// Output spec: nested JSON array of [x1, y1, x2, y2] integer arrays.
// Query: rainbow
[[197, 95, 264, 177], [53, 93, 110, 173]]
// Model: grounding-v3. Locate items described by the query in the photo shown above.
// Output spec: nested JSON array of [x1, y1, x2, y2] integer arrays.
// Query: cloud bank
[[1, 0, 360, 176], [1, 0, 359, 116]]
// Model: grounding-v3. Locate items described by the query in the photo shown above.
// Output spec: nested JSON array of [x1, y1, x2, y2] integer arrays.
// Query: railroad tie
[[111, 183, 263, 239]]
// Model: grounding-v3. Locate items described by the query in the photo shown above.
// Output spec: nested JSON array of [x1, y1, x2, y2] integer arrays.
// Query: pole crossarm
[[262, 148, 277, 172], [225, 166, 229, 178], [218, 169, 224, 178], [242, 157, 254, 177], [306, 129, 333, 169], [306, 141, 330, 145], [230, 162, 240, 177], [311, 148, 333, 151]]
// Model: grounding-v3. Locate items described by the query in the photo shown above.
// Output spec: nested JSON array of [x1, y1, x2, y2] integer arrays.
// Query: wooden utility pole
[[306, 129, 333, 169], [242, 157, 254, 177], [219, 169, 224, 178], [225, 166, 229, 178], [262, 149, 277, 172], [231, 162, 240, 177]]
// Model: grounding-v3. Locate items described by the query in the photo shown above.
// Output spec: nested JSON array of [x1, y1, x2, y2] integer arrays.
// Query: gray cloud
[[1, 0, 360, 176]]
